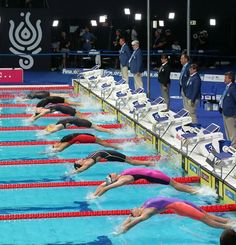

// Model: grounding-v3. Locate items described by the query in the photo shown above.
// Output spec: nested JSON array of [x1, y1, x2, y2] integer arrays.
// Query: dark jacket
[[222, 83, 236, 117], [185, 72, 201, 103], [158, 62, 171, 86], [129, 48, 144, 74]]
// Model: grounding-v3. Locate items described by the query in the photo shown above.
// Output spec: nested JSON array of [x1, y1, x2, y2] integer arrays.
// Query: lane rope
[[0, 111, 109, 118], [0, 155, 161, 166], [0, 86, 73, 91], [0, 137, 142, 146], [0, 176, 200, 190], [0, 204, 235, 220], [0, 124, 123, 131]]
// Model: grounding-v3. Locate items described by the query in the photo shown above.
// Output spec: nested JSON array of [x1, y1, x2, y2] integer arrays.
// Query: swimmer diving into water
[[116, 196, 234, 234], [92, 168, 198, 198], [44, 117, 113, 134], [30, 96, 83, 121], [70, 150, 156, 175], [52, 134, 121, 152], [30, 104, 83, 121]]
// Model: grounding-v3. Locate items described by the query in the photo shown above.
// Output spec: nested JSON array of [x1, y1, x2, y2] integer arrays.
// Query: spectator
[[164, 29, 174, 50], [129, 40, 144, 89], [59, 31, 70, 69], [119, 37, 131, 84], [184, 64, 202, 123], [179, 54, 191, 108], [131, 25, 138, 41], [158, 54, 171, 110], [112, 29, 122, 69], [153, 29, 162, 50], [172, 40, 181, 52], [81, 26, 96, 51], [219, 71, 236, 148]]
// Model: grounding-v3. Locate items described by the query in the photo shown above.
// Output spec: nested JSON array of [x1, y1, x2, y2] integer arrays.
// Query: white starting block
[[85, 72, 114, 90], [129, 97, 167, 121], [148, 109, 192, 137], [205, 140, 236, 178], [114, 87, 146, 109], [179, 123, 223, 155], [100, 79, 129, 100], [77, 65, 102, 80]]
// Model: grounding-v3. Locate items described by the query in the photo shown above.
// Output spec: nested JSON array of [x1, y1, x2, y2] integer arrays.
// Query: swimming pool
[[0, 89, 233, 244]]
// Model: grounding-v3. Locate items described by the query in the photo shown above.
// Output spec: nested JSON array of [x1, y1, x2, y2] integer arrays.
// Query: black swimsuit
[[56, 117, 92, 128], [36, 96, 65, 108], [87, 150, 126, 162], [27, 91, 50, 99], [47, 105, 76, 116]]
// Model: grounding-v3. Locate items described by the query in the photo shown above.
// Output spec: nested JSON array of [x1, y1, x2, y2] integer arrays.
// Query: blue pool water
[[0, 127, 136, 142], [0, 91, 231, 244], [0, 114, 117, 126]]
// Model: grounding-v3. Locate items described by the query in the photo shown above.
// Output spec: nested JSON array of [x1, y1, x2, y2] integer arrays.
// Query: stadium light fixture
[[209, 18, 216, 26], [52, 20, 59, 27], [91, 20, 97, 26], [168, 12, 175, 19], [135, 13, 142, 21], [124, 8, 130, 15], [159, 20, 164, 27]]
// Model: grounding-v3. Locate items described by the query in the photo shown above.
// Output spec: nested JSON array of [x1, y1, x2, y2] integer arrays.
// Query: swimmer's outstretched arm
[[93, 177, 131, 197], [119, 211, 152, 234], [30, 109, 50, 121], [52, 142, 71, 152], [69, 159, 95, 175], [44, 124, 64, 134]]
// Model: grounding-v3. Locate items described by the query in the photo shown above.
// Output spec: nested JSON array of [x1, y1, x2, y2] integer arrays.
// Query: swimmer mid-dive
[[91, 168, 198, 198], [29, 104, 83, 121], [52, 133, 121, 152], [19, 91, 71, 100], [70, 150, 156, 175], [36, 96, 82, 108], [44, 117, 113, 134], [116, 196, 234, 234]]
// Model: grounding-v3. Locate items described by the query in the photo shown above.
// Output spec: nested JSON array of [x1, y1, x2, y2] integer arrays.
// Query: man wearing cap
[[129, 40, 144, 89]]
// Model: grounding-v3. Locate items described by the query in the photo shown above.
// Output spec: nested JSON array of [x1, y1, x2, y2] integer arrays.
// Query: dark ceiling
[[47, 0, 235, 19]]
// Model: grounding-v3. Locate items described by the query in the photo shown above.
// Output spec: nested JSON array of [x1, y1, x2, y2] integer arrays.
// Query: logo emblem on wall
[[9, 12, 42, 69]]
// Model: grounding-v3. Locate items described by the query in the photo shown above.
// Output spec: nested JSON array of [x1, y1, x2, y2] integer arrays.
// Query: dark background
[[0, 0, 235, 70]]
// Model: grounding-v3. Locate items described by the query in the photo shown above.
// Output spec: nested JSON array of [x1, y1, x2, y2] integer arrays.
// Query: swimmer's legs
[[201, 213, 231, 229], [95, 138, 121, 150], [64, 99, 82, 107], [169, 179, 197, 194], [92, 124, 113, 134], [125, 157, 155, 167]]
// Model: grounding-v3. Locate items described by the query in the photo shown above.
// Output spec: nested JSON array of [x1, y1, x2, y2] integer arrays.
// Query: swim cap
[[74, 163, 82, 170], [105, 175, 114, 185]]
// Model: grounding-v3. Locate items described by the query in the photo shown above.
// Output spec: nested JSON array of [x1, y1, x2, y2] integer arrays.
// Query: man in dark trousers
[[219, 71, 236, 148], [158, 54, 171, 110], [184, 64, 202, 123], [119, 37, 131, 84], [179, 54, 191, 108]]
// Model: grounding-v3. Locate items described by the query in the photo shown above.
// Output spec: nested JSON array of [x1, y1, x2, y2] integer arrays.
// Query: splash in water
[[194, 186, 218, 198], [87, 114, 117, 124], [113, 126, 135, 137]]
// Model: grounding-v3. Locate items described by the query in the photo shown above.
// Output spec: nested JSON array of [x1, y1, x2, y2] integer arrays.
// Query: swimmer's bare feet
[[145, 161, 156, 167]]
